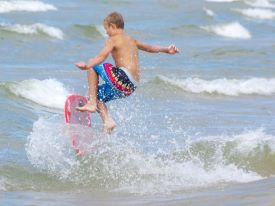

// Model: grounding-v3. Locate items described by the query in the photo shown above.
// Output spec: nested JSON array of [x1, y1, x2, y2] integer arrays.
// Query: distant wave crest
[[158, 75, 275, 96], [206, 0, 275, 9], [0, 177, 6, 192], [3, 79, 70, 109], [0, 23, 64, 39], [0, 0, 57, 13], [234, 8, 275, 19], [203, 7, 215, 16], [245, 0, 275, 9], [201, 22, 251, 39], [206, 0, 240, 2], [74, 24, 107, 38]]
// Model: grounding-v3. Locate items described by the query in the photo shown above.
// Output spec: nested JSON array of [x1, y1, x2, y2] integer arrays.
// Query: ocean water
[[0, 0, 275, 205]]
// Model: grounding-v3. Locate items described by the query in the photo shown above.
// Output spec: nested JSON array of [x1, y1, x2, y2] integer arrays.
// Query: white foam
[[158, 76, 275, 96], [105, 130, 265, 194], [8, 79, 70, 109], [206, 0, 240, 2], [0, 23, 64, 39], [232, 129, 275, 154], [117, 156, 261, 194], [96, 25, 108, 38], [26, 116, 265, 194], [234, 8, 275, 19], [245, 0, 275, 8], [203, 7, 215, 16], [191, 129, 275, 155], [201, 22, 251, 39], [0, 177, 6, 191], [0, 0, 57, 13], [26, 117, 79, 178]]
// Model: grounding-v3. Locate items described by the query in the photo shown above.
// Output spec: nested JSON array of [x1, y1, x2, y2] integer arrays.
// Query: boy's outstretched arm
[[75, 39, 114, 70], [136, 40, 179, 54]]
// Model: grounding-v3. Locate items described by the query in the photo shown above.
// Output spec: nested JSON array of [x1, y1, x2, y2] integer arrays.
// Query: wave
[[169, 24, 205, 37], [206, 0, 275, 8], [0, 0, 57, 13], [74, 24, 107, 38], [0, 23, 64, 39], [95, 25, 107, 37], [205, 0, 240, 2], [203, 7, 215, 17], [210, 47, 256, 58], [234, 8, 275, 19], [25, 116, 275, 194], [245, 0, 275, 8], [2, 79, 70, 109], [157, 75, 275, 96], [0, 177, 6, 191], [201, 22, 251, 39]]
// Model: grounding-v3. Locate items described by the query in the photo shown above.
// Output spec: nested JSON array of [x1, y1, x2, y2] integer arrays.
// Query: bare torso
[[110, 33, 140, 82]]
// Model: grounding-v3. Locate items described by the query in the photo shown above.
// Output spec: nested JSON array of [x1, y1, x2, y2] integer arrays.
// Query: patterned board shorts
[[93, 63, 137, 103]]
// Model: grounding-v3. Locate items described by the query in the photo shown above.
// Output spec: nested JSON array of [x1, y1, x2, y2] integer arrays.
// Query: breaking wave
[[2, 79, 70, 109], [25, 116, 275, 194], [204, 7, 215, 17], [245, 0, 275, 8], [157, 75, 275, 96], [0, 23, 64, 39], [234, 8, 275, 19], [0, 0, 57, 13], [201, 22, 251, 39], [74, 24, 107, 38]]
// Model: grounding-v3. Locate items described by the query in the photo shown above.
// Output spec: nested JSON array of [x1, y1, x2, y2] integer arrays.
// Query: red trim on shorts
[[103, 63, 133, 95]]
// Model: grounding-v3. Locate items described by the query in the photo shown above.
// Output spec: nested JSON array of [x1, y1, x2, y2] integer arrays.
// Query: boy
[[75, 12, 179, 133]]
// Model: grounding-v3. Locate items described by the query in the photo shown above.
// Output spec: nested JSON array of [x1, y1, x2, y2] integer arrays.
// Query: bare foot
[[76, 101, 97, 113], [103, 118, 116, 134]]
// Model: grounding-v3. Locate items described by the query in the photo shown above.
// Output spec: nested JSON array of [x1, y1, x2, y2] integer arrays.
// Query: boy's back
[[109, 33, 140, 81], [75, 11, 179, 133]]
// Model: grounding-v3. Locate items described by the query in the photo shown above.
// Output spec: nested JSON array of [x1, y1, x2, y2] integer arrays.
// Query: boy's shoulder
[[107, 33, 136, 45]]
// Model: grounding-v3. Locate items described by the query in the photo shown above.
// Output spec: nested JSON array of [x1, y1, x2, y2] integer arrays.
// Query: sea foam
[[96, 25, 108, 38], [206, 0, 240, 2], [245, 0, 275, 8], [203, 7, 215, 16], [158, 75, 275, 96], [26, 117, 267, 194], [0, 23, 64, 39], [234, 8, 275, 19], [201, 22, 251, 39], [0, 0, 57, 13], [206, 0, 275, 8], [8, 79, 70, 109], [0, 177, 6, 192]]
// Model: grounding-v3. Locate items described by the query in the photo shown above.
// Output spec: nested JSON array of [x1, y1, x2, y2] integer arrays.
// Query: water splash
[[157, 75, 275, 96], [25, 115, 274, 194], [0, 23, 64, 39]]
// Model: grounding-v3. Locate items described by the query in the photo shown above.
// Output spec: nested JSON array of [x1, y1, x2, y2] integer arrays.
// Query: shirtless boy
[[75, 12, 179, 133]]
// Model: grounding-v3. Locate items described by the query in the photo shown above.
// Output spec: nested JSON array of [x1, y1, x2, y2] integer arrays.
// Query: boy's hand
[[75, 62, 88, 70], [167, 44, 179, 54]]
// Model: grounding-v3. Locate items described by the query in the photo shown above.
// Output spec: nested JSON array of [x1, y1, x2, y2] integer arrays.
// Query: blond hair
[[104, 12, 124, 29]]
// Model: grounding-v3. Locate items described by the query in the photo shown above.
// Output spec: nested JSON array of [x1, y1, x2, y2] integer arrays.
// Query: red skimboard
[[64, 95, 91, 156]]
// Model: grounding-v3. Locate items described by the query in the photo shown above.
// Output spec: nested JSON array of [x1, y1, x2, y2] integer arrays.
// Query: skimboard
[[64, 95, 92, 156]]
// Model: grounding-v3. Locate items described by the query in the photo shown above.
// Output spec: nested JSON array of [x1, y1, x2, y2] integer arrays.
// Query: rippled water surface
[[0, 0, 275, 205]]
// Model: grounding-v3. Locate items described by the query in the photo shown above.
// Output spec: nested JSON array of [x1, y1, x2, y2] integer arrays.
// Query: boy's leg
[[97, 101, 116, 133], [77, 69, 98, 112]]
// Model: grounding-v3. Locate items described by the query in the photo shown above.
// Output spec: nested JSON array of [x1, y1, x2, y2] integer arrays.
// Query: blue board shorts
[[93, 63, 137, 103]]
